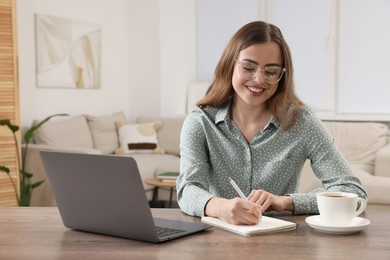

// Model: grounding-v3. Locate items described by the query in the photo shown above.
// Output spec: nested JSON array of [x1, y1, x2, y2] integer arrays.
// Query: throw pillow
[[85, 112, 127, 154], [136, 115, 187, 156], [115, 120, 165, 154], [32, 115, 94, 149]]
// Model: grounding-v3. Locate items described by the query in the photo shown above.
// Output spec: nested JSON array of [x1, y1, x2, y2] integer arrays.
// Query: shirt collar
[[215, 104, 230, 124], [268, 115, 281, 129], [214, 102, 281, 130]]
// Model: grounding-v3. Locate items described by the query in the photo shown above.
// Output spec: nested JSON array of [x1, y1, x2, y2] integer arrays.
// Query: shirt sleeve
[[289, 112, 367, 215], [176, 112, 215, 217]]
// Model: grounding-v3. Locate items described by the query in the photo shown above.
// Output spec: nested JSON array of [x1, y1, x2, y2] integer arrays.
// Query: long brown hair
[[196, 21, 304, 131]]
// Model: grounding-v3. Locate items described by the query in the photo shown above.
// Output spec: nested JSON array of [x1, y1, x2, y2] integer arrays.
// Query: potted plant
[[0, 114, 68, 206]]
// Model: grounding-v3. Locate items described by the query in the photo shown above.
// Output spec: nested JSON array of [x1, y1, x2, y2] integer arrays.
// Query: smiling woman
[[177, 20, 367, 225]]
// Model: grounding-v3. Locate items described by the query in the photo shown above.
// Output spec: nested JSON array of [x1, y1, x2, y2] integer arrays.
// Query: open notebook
[[201, 215, 297, 236]]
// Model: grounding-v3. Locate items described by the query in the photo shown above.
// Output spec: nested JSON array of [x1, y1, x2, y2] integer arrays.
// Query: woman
[[176, 21, 366, 225]]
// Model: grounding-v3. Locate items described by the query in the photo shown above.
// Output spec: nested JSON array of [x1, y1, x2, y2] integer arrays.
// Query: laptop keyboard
[[156, 226, 187, 237]]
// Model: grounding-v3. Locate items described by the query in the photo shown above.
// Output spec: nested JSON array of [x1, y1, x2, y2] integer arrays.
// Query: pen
[[229, 177, 248, 200]]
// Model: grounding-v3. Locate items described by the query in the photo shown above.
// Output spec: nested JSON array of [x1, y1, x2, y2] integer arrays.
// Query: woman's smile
[[246, 85, 266, 95]]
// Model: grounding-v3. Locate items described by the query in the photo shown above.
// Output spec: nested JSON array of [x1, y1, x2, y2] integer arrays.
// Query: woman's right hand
[[205, 197, 262, 225]]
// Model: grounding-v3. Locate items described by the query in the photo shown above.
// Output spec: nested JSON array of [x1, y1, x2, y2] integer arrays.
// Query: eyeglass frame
[[235, 59, 286, 84]]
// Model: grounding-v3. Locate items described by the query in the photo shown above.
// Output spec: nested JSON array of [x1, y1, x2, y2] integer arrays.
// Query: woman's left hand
[[247, 189, 294, 213]]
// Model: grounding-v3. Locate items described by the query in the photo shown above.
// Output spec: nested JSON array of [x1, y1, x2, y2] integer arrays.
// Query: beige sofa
[[25, 112, 185, 206], [298, 121, 390, 205], [25, 112, 390, 207]]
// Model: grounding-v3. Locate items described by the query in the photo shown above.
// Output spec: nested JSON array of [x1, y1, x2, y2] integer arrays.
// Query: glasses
[[235, 59, 286, 84]]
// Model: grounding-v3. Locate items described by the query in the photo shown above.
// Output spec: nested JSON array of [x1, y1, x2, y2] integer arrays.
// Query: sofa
[[298, 121, 390, 205], [25, 111, 390, 207], [25, 112, 185, 206]]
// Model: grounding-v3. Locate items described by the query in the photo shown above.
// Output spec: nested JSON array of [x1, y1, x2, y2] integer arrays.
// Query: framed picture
[[34, 14, 101, 89]]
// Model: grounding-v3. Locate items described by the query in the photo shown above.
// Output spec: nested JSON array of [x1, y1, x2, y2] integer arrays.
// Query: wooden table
[[0, 205, 389, 259], [144, 177, 176, 207]]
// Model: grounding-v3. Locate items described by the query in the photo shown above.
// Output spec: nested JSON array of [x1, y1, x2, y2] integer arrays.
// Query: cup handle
[[355, 198, 367, 216]]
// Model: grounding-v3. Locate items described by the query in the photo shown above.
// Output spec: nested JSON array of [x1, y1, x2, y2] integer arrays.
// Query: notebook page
[[201, 216, 297, 236]]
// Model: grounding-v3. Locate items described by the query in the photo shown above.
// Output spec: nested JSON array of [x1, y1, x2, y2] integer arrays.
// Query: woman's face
[[232, 42, 283, 109]]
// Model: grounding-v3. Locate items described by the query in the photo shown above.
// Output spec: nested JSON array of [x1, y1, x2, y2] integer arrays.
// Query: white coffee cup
[[316, 192, 367, 226]]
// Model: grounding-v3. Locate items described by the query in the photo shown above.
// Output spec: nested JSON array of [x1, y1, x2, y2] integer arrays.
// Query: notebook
[[39, 151, 210, 243], [201, 215, 297, 236]]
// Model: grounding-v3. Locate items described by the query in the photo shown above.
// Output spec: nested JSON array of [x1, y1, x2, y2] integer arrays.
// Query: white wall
[[196, 0, 260, 81], [17, 0, 196, 127], [159, 0, 196, 116], [17, 0, 390, 129], [18, 0, 131, 127], [127, 0, 161, 122]]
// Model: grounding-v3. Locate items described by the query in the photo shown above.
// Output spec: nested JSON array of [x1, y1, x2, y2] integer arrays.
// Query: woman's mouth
[[247, 85, 265, 94]]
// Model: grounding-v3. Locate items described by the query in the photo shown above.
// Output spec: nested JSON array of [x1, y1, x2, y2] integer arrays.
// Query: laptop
[[39, 151, 210, 243]]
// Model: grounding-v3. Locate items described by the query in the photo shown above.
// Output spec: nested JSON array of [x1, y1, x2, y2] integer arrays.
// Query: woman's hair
[[196, 21, 304, 131]]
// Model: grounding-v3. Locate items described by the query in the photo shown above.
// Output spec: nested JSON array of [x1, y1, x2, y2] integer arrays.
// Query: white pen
[[228, 177, 248, 200]]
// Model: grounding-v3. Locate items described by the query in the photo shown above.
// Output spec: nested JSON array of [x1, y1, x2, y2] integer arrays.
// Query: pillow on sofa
[[85, 112, 127, 154], [324, 122, 388, 170], [32, 115, 94, 149], [116, 121, 165, 154], [136, 115, 186, 156]]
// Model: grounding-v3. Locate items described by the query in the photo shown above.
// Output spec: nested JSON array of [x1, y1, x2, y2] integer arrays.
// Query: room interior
[[1, 0, 390, 206]]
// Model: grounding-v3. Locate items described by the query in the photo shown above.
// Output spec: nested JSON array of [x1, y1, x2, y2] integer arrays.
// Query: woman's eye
[[265, 71, 277, 76], [243, 67, 256, 72]]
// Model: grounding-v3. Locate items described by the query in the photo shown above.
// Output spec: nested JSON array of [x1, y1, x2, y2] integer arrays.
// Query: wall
[[17, 0, 196, 127], [17, 0, 389, 129], [127, 0, 196, 119], [159, 0, 195, 116], [17, 0, 131, 127], [196, 0, 260, 81], [127, 0, 160, 122]]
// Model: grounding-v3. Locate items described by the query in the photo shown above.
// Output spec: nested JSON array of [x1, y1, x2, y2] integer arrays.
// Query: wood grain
[[0, 205, 389, 259], [0, 0, 20, 206]]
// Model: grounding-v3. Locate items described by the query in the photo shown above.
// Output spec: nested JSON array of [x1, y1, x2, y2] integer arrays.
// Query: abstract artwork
[[35, 14, 101, 89]]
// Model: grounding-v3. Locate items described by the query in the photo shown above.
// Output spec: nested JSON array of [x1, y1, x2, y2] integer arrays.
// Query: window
[[196, 0, 390, 120]]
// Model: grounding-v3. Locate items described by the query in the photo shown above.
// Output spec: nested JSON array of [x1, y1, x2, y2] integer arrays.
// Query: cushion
[[32, 115, 94, 149], [136, 115, 186, 156], [85, 112, 127, 154], [116, 122, 164, 154], [324, 122, 388, 167], [352, 166, 390, 204]]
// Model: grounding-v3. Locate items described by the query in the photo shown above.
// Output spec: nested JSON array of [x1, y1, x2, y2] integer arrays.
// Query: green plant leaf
[[19, 184, 32, 207], [21, 170, 33, 179], [23, 113, 69, 144], [2, 113, 68, 207], [0, 165, 10, 174], [32, 180, 45, 189], [0, 119, 19, 133]]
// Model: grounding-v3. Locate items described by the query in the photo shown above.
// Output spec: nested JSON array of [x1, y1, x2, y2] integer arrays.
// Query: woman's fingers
[[225, 198, 262, 225]]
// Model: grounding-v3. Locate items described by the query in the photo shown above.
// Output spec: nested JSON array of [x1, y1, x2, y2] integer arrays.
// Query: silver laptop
[[40, 151, 210, 243]]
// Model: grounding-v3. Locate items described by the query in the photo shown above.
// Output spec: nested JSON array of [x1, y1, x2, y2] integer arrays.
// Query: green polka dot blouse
[[176, 104, 367, 217]]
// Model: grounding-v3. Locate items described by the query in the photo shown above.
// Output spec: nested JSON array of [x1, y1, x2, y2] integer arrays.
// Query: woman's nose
[[253, 69, 266, 83]]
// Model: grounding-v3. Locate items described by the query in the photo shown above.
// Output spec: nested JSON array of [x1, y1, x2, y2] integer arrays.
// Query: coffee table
[[144, 177, 176, 208]]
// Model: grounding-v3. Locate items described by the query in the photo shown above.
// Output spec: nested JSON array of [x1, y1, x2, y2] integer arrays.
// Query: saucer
[[305, 215, 370, 234]]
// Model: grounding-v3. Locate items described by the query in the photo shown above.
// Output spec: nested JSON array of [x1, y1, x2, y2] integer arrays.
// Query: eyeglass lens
[[237, 61, 285, 83]]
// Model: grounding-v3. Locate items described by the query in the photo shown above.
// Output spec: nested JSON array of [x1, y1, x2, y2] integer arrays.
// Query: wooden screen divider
[[0, 0, 20, 206]]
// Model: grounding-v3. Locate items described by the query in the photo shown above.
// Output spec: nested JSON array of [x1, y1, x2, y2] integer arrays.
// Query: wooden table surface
[[0, 205, 389, 259]]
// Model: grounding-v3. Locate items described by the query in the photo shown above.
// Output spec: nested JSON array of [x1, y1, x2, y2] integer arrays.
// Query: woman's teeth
[[247, 86, 264, 93]]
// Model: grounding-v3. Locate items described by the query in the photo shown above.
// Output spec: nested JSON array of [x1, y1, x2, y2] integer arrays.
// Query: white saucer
[[305, 215, 370, 234]]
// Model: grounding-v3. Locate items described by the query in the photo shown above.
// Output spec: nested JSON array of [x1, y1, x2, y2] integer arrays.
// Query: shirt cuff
[[197, 194, 215, 217], [288, 193, 319, 215]]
